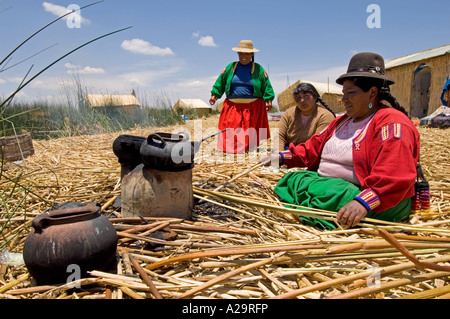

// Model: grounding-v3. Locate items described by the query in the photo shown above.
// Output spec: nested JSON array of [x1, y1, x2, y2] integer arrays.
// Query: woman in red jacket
[[262, 52, 420, 229]]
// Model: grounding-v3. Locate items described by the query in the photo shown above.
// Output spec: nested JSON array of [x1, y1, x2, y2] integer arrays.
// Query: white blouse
[[317, 115, 373, 185]]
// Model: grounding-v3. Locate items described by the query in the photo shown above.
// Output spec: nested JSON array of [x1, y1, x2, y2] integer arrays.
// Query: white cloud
[[270, 65, 347, 91], [29, 80, 45, 88], [10, 90, 28, 100], [127, 78, 146, 87], [198, 36, 217, 48], [176, 79, 209, 88], [64, 63, 77, 69], [7, 77, 27, 84], [42, 2, 90, 25], [161, 76, 217, 102], [64, 63, 105, 75], [74, 67, 105, 75], [29, 77, 61, 91], [71, 67, 105, 75], [118, 67, 181, 87], [192, 32, 217, 47], [121, 39, 175, 56]]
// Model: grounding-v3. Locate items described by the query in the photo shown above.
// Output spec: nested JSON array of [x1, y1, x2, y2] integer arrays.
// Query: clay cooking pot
[[23, 203, 118, 285]]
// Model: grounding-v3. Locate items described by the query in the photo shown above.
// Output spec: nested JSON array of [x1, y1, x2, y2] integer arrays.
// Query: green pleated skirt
[[273, 171, 412, 230]]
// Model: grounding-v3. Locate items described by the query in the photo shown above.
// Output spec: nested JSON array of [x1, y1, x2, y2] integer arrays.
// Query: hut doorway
[[410, 64, 431, 118]]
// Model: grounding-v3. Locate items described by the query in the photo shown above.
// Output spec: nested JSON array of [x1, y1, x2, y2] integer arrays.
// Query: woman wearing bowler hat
[[209, 40, 275, 154], [261, 52, 420, 229]]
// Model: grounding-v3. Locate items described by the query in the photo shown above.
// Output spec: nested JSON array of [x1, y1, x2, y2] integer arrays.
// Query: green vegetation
[[0, 93, 196, 139], [0, 82, 219, 139]]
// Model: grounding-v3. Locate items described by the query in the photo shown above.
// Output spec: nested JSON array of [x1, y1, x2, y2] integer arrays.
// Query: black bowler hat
[[336, 52, 394, 85]]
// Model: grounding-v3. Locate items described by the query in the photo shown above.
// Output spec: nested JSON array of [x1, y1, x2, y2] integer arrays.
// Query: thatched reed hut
[[277, 80, 343, 113], [385, 44, 450, 118], [85, 90, 141, 113], [173, 99, 212, 117]]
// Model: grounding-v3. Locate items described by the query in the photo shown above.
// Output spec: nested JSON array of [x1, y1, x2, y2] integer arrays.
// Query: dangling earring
[[369, 103, 373, 109]]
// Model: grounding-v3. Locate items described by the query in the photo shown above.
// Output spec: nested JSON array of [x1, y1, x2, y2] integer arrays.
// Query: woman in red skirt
[[209, 40, 275, 154]]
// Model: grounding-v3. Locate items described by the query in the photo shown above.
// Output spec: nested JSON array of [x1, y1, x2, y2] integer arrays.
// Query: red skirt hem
[[217, 98, 270, 153]]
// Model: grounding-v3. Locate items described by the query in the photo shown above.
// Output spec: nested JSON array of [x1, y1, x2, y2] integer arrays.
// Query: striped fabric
[[355, 188, 381, 211], [381, 123, 402, 142], [279, 150, 294, 165]]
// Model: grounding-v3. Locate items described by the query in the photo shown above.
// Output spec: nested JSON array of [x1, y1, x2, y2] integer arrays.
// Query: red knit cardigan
[[279, 106, 420, 213]]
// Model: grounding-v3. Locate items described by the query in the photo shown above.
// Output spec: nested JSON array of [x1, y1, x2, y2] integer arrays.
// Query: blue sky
[[0, 0, 448, 108]]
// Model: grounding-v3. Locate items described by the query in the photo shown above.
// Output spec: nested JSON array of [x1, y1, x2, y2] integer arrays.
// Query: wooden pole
[[129, 254, 162, 299]]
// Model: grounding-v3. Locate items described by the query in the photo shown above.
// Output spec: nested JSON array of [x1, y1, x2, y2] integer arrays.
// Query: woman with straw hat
[[209, 40, 275, 154], [261, 52, 420, 229]]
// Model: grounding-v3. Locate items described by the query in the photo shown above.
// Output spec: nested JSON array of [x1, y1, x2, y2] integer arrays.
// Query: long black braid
[[317, 96, 336, 117], [293, 82, 336, 117], [378, 86, 409, 117]]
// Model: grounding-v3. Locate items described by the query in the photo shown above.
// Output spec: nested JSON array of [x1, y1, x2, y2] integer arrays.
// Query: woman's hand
[[336, 200, 368, 228], [209, 96, 217, 106], [259, 153, 281, 166], [265, 101, 272, 111]]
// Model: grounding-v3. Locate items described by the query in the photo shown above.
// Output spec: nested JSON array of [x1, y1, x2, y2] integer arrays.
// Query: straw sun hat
[[336, 52, 394, 85], [232, 40, 260, 53]]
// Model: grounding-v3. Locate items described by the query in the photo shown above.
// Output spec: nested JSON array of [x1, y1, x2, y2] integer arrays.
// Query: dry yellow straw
[[272, 254, 450, 299], [179, 252, 283, 298]]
